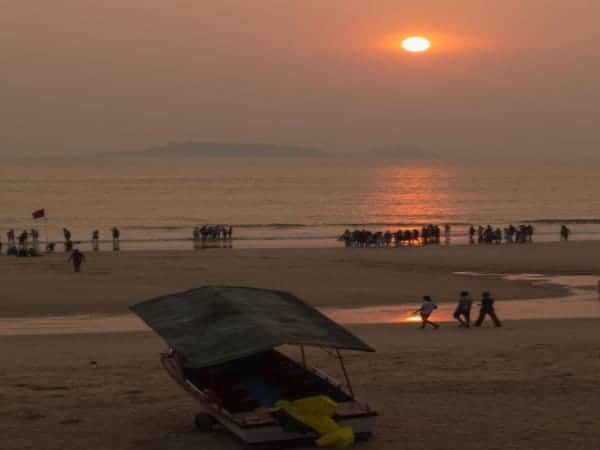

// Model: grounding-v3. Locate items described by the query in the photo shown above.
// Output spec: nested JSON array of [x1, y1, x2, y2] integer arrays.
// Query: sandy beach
[[2, 242, 600, 449], [3, 241, 600, 317]]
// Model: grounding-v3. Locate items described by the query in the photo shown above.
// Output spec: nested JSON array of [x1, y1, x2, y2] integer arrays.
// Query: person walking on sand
[[453, 291, 473, 327], [474, 292, 502, 327], [414, 296, 440, 329], [68, 248, 86, 273]]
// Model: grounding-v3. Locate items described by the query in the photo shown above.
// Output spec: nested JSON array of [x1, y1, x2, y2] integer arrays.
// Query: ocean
[[2, 157, 600, 250]]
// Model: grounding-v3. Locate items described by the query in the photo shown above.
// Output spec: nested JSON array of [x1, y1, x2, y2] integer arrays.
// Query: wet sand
[[2, 241, 600, 449], [1, 273, 599, 336], [3, 241, 600, 317]]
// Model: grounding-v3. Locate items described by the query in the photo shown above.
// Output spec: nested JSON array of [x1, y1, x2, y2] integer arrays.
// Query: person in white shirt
[[415, 296, 440, 329]]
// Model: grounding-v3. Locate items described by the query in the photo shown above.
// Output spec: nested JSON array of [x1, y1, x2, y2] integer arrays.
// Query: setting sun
[[401, 36, 431, 53]]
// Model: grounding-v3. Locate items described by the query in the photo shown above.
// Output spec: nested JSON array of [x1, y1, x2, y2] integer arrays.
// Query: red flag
[[32, 209, 45, 219]]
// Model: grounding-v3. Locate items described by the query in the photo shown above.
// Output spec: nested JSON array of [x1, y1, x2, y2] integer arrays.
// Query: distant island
[[363, 146, 437, 160], [113, 141, 327, 158], [103, 141, 439, 161]]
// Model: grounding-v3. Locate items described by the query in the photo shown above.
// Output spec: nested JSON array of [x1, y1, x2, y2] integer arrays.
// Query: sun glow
[[401, 36, 431, 53], [404, 315, 422, 323]]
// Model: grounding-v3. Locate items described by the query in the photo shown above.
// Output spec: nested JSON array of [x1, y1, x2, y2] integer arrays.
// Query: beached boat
[[130, 286, 377, 448]]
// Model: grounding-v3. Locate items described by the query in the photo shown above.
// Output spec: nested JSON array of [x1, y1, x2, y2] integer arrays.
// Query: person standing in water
[[68, 248, 86, 273], [111, 226, 120, 251], [474, 292, 502, 327], [414, 296, 440, 329], [92, 230, 100, 251], [560, 225, 570, 242], [453, 291, 473, 327]]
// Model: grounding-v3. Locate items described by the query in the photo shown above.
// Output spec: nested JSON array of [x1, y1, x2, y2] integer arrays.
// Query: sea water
[[2, 157, 600, 250]]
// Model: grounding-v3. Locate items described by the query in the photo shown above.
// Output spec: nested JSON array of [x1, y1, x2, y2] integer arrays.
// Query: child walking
[[415, 296, 440, 329]]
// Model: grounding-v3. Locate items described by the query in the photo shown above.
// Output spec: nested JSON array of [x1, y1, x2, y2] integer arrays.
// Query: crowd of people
[[1, 223, 240, 256], [339, 224, 451, 247], [0, 226, 122, 257], [468, 224, 536, 244], [193, 225, 233, 243], [192, 225, 234, 249], [340, 223, 573, 247], [2, 228, 43, 256], [415, 291, 502, 329]]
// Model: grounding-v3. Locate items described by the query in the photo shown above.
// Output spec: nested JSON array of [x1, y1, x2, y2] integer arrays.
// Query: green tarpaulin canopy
[[130, 286, 374, 368]]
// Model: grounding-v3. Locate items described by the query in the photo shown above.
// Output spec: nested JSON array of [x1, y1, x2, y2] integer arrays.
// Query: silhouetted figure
[[111, 226, 120, 251], [7, 229, 16, 248], [92, 230, 100, 251], [63, 228, 72, 252], [18, 230, 29, 249], [560, 225, 570, 242], [474, 292, 502, 327], [415, 296, 440, 329], [453, 291, 472, 327], [468, 225, 476, 244], [68, 248, 86, 273]]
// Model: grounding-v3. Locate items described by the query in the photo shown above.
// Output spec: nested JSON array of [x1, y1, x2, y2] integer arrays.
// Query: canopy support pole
[[336, 349, 354, 398], [300, 345, 307, 368]]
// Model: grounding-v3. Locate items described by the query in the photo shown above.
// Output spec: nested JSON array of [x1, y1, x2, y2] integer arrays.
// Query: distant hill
[[364, 146, 437, 160], [114, 141, 326, 158]]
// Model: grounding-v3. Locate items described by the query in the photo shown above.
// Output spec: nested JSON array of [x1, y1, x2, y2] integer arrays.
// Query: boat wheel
[[194, 413, 216, 432]]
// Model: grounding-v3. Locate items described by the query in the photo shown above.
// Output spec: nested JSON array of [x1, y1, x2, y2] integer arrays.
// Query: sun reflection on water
[[361, 164, 466, 226]]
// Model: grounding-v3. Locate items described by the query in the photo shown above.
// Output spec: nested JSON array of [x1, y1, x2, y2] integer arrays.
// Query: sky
[[2, 0, 600, 158]]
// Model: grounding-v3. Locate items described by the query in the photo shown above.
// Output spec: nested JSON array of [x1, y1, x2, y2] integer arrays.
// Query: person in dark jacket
[[68, 249, 86, 273], [474, 292, 502, 327], [453, 291, 472, 327]]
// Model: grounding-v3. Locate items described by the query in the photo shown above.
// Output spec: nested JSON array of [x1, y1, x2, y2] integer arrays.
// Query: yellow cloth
[[273, 395, 355, 448]]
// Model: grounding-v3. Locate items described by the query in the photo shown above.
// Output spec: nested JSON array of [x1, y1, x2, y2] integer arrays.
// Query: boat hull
[[161, 351, 377, 446]]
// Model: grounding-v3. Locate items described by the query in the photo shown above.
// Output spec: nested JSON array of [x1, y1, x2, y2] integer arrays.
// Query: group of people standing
[[2, 228, 42, 256], [89, 227, 121, 251], [62, 226, 121, 252], [415, 291, 502, 329], [341, 223, 574, 247], [468, 224, 534, 244], [193, 225, 233, 244], [1, 226, 122, 256], [340, 224, 451, 247]]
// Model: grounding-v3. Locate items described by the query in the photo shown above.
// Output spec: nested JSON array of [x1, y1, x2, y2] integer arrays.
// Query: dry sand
[[2, 242, 600, 449]]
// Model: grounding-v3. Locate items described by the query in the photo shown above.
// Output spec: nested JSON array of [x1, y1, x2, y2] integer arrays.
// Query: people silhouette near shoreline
[[474, 292, 502, 327], [111, 226, 120, 251], [63, 228, 73, 252], [68, 248, 86, 273], [92, 230, 100, 251], [560, 225, 570, 241]]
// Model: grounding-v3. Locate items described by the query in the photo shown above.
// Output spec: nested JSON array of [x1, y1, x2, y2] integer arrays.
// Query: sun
[[401, 36, 431, 53]]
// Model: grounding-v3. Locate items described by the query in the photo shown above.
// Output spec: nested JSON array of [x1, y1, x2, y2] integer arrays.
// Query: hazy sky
[[2, 0, 600, 157]]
